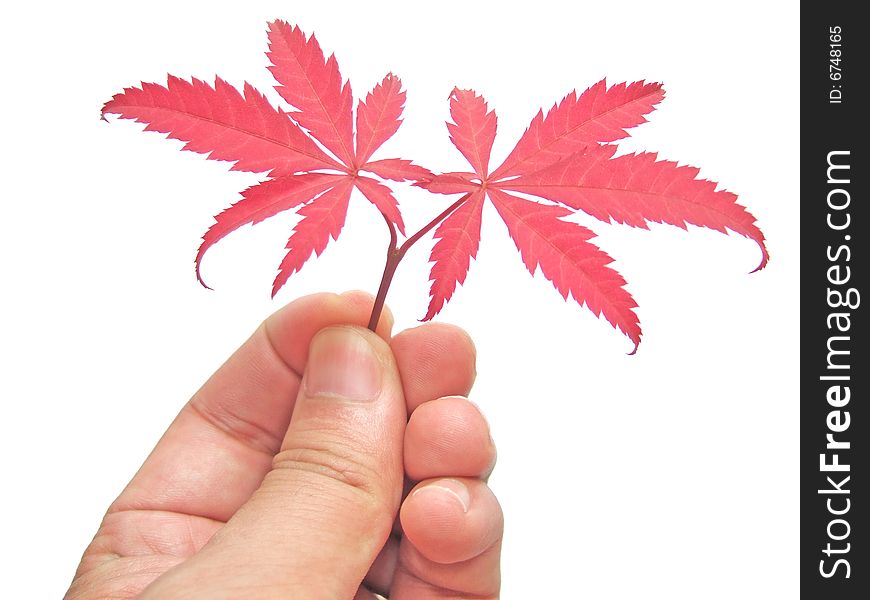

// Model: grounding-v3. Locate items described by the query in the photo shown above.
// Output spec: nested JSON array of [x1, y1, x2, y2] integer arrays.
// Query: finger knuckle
[[271, 439, 381, 499]]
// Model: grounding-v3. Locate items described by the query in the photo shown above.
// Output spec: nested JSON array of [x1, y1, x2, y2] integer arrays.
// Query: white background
[[0, 1, 798, 598]]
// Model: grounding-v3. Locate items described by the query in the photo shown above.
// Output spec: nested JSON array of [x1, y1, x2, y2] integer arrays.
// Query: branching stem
[[367, 193, 472, 331]]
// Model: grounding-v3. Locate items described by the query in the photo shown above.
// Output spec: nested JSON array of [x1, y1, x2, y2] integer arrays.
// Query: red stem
[[367, 193, 471, 331]]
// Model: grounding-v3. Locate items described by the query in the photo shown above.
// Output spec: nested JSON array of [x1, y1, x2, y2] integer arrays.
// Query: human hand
[[65, 292, 502, 599]]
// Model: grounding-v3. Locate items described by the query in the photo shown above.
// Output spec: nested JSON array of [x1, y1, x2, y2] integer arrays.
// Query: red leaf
[[363, 158, 433, 182], [106, 22, 432, 293], [267, 21, 355, 165], [102, 76, 341, 175], [423, 191, 485, 320], [488, 188, 642, 352], [447, 89, 498, 178], [105, 22, 765, 352], [427, 85, 766, 348], [356, 74, 405, 165], [195, 173, 344, 287], [491, 79, 664, 179], [272, 180, 354, 296], [502, 146, 769, 270], [353, 176, 405, 234]]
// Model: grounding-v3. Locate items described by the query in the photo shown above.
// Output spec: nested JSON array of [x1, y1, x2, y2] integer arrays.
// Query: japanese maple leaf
[[102, 20, 431, 296], [421, 82, 768, 352]]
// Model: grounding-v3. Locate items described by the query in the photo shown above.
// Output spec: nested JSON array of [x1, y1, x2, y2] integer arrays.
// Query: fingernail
[[305, 327, 383, 401], [413, 479, 471, 513]]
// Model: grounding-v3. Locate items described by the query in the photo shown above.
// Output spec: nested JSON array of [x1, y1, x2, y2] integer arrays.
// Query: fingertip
[[262, 291, 392, 375], [414, 478, 471, 513], [340, 290, 394, 338], [400, 478, 502, 565], [391, 323, 477, 412], [404, 396, 496, 481]]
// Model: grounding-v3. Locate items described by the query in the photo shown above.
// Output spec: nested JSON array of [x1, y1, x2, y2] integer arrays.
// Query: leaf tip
[[270, 277, 285, 299], [420, 298, 440, 322], [750, 243, 770, 273], [194, 259, 214, 291], [195, 270, 214, 291]]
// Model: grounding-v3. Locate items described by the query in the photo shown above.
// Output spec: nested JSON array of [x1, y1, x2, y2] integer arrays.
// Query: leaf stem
[[367, 193, 472, 331]]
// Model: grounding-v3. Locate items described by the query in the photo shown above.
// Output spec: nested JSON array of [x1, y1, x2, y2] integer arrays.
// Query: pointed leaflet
[[195, 173, 344, 287], [491, 80, 664, 180], [353, 176, 406, 234], [356, 74, 405, 165], [424, 191, 485, 320], [488, 188, 642, 351], [418, 172, 479, 195], [101, 76, 340, 175], [267, 21, 354, 165], [363, 158, 433, 182], [272, 180, 354, 297], [501, 146, 769, 270], [447, 89, 498, 178]]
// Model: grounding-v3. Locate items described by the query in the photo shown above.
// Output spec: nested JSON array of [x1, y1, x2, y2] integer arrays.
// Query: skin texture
[[65, 291, 502, 599]]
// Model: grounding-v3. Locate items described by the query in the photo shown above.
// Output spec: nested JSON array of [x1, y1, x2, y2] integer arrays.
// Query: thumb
[[143, 326, 406, 599]]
